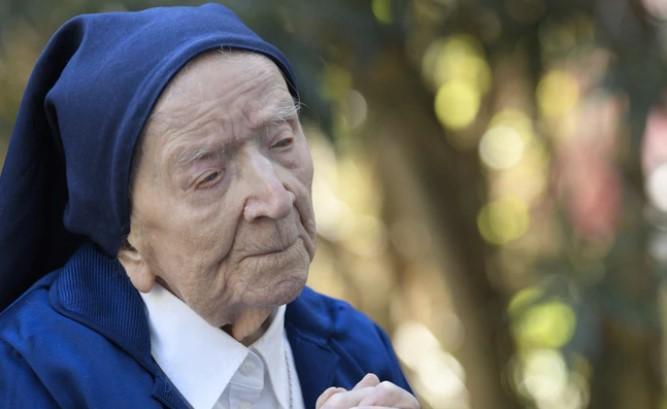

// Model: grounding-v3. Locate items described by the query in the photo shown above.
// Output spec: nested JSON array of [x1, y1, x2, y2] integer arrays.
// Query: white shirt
[[140, 284, 305, 409]]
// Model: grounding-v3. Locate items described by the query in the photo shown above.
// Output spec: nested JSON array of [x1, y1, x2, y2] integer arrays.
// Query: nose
[[242, 154, 295, 222]]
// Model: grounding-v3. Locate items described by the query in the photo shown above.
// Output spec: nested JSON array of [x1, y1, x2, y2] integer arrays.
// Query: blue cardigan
[[0, 245, 411, 408]]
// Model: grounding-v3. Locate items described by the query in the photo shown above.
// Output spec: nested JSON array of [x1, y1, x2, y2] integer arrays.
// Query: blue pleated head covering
[[0, 4, 299, 310]]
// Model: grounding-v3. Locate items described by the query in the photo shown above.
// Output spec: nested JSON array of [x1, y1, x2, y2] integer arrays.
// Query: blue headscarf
[[0, 4, 299, 311]]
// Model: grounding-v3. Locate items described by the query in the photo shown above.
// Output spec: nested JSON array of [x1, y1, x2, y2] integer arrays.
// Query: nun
[[0, 4, 419, 409]]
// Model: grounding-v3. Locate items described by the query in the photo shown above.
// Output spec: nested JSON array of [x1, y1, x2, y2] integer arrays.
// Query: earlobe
[[117, 240, 155, 293]]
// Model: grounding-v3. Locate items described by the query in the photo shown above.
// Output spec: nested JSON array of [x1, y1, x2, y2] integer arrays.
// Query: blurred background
[[2, 0, 667, 408]]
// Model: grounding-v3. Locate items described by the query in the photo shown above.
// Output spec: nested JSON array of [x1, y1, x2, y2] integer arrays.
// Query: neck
[[223, 306, 275, 346], [156, 278, 276, 346]]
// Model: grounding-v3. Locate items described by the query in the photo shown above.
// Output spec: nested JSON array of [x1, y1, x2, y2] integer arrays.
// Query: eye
[[271, 137, 294, 150], [195, 170, 223, 189]]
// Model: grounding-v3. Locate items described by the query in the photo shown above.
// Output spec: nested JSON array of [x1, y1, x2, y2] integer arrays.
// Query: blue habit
[[0, 245, 411, 408]]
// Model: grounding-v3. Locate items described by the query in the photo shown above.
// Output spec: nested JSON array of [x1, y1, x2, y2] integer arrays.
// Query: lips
[[245, 237, 300, 259]]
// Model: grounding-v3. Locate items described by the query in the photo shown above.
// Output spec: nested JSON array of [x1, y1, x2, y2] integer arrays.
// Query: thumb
[[353, 373, 380, 390]]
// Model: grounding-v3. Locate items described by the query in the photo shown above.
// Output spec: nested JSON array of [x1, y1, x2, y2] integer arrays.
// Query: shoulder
[[0, 337, 60, 407], [0, 267, 104, 373], [287, 287, 411, 390], [0, 269, 62, 349], [0, 259, 146, 371], [0, 262, 158, 408], [287, 286, 382, 342], [0, 270, 65, 407]]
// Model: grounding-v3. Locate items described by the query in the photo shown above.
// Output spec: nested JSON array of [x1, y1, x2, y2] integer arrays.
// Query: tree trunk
[[357, 45, 521, 409]]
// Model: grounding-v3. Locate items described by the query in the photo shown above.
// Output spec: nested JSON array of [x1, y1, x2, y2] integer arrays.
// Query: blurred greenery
[[3, 1, 667, 408]]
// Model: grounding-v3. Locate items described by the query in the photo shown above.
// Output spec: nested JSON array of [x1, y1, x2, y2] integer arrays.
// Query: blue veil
[[0, 4, 299, 311]]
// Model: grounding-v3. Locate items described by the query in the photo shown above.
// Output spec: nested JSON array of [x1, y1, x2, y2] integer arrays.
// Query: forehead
[[149, 51, 292, 125], [138, 51, 297, 164]]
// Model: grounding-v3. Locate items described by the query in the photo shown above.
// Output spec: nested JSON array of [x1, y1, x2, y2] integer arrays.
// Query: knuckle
[[376, 380, 404, 402], [322, 393, 345, 408]]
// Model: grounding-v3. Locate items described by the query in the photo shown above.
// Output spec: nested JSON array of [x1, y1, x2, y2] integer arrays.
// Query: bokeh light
[[340, 89, 368, 130], [520, 349, 568, 402], [477, 197, 530, 245], [422, 35, 492, 93], [372, 0, 392, 24], [647, 162, 667, 212], [537, 69, 579, 118], [479, 125, 526, 170], [434, 81, 481, 131], [643, 0, 667, 20], [394, 321, 470, 409], [424, 35, 492, 132], [514, 349, 587, 409], [512, 300, 576, 349]]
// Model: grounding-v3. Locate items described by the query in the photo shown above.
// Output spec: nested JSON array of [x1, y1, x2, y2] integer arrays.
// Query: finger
[[350, 406, 421, 409], [357, 381, 420, 408], [351, 406, 401, 409], [353, 373, 380, 390], [319, 386, 377, 409], [316, 387, 347, 409]]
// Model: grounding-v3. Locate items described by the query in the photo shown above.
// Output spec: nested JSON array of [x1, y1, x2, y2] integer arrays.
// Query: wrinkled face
[[125, 52, 316, 327]]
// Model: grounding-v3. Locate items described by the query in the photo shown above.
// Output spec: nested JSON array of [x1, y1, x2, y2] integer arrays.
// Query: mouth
[[245, 237, 301, 259]]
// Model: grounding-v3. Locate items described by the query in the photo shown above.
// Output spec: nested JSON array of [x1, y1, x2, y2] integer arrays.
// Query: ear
[[117, 238, 155, 293]]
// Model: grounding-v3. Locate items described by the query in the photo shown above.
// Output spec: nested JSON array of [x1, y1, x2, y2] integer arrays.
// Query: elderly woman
[[0, 4, 418, 409]]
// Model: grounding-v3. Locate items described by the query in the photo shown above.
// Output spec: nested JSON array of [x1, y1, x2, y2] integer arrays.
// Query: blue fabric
[[0, 4, 299, 311], [0, 245, 411, 408]]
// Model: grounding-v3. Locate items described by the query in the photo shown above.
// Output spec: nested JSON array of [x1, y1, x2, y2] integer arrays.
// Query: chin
[[198, 274, 306, 328], [261, 272, 308, 307]]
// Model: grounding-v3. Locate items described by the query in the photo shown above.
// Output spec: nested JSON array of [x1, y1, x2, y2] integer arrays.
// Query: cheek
[[137, 193, 243, 279], [175, 199, 241, 255], [300, 151, 314, 188], [296, 151, 315, 208], [286, 142, 313, 190]]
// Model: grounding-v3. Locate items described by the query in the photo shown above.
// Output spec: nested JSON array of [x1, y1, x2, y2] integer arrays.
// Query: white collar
[[140, 283, 290, 409]]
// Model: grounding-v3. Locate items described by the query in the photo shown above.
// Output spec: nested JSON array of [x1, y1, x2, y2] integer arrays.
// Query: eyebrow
[[172, 145, 222, 169], [255, 96, 302, 129]]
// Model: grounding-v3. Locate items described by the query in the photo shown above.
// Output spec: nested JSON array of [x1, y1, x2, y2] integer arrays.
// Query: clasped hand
[[315, 373, 420, 409]]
